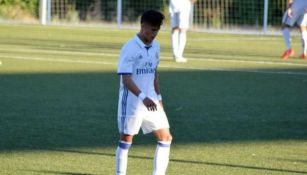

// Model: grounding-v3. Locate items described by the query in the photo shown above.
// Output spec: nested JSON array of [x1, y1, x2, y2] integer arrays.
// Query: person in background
[[281, 0, 307, 59], [169, 0, 197, 62]]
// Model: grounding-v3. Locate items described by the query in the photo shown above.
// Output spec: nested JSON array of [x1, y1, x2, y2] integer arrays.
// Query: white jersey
[[117, 35, 160, 118], [169, 0, 192, 14]]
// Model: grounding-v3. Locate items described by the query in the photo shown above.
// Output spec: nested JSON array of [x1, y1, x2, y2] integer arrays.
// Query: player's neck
[[137, 33, 151, 46]]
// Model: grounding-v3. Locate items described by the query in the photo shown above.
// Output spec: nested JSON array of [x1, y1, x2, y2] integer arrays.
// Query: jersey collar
[[135, 34, 152, 49]]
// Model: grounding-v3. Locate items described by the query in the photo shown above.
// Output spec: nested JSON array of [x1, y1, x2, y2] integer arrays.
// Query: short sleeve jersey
[[117, 35, 160, 118]]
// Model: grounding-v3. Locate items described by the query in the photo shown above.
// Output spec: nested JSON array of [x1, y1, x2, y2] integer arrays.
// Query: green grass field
[[0, 24, 307, 175]]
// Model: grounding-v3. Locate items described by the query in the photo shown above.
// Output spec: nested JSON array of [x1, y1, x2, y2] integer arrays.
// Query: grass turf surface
[[0, 24, 307, 175]]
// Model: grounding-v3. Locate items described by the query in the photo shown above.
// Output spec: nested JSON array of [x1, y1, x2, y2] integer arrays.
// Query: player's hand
[[159, 101, 164, 109], [287, 8, 293, 18], [143, 98, 157, 111]]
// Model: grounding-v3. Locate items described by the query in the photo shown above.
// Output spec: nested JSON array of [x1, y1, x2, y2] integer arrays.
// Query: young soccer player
[[115, 10, 172, 175], [169, 0, 197, 63], [281, 0, 307, 59]]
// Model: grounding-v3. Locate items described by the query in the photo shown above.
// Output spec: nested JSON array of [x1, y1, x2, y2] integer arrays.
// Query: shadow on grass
[[40, 148, 307, 174], [0, 70, 307, 151], [23, 170, 94, 175]]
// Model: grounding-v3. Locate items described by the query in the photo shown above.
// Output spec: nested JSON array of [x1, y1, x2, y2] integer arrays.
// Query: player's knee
[[120, 134, 134, 142], [179, 28, 187, 33], [172, 27, 179, 32], [161, 133, 173, 142], [300, 26, 307, 31], [167, 134, 173, 142]]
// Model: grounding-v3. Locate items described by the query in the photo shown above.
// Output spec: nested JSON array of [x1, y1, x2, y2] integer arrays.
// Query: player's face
[[140, 23, 160, 45]]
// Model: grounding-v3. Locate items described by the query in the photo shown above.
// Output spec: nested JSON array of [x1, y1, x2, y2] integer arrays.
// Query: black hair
[[140, 10, 165, 27]]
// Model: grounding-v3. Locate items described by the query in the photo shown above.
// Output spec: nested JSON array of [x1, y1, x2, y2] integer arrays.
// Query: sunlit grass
[[1, 141, 306, 175], [0, 24, 306, 175]]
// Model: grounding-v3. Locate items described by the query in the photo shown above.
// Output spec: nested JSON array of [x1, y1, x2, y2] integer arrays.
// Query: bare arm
[[287, 0, 293, 18], [154, 71, 163, 108], [154, 71, 160, 96], [122, 74, 157, 111]]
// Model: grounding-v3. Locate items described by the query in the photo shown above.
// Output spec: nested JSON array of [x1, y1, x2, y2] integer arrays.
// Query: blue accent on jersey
[[145, 46, 152, 56], [136, 68, 156, 75], [118, 73, 132, 75], [145, 46, 152, 50], [120, 87, 129, 132], [121, 87, 128, 118], [118, 141, 132, 150]]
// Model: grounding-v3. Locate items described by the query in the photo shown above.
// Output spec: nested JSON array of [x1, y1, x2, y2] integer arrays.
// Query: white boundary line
[[0, 48, 117, 57], [166, 56, 307, 67], [0, 55, 115, 65], [1, 55, 307, 76], [191, 37, 280, 42], [159, 64, 307, 76], [0, 47, 307, 67]]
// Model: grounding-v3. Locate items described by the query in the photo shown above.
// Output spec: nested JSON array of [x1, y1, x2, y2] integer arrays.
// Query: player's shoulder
[[121, 38, 139, 52], [151, 40, 160, 49], [123, 37, 138, 47]]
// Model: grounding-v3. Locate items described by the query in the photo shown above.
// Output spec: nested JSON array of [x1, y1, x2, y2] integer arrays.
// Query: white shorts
[[118, 105, 170, 135], [170, 11, 191, 29], [282, 11, 304, 27], [283, 0, 307, 26]]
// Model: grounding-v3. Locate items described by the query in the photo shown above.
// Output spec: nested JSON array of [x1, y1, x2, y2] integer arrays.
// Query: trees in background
[[194, 0, 286, 28], [0, 0, 287, 28]]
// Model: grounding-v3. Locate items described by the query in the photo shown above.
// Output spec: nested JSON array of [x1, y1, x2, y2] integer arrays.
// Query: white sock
[[302, 30, 307, 55], [115, 141, 132, 175], [152, 141, 171, 175], [282, 28, 291, 50], [171, 30, 179, 58], [178, 31, 187, 58]]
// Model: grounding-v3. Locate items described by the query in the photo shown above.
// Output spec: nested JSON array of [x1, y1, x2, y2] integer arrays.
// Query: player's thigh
[[300, 13, 307, 29], [118, 116, 143, 135], [141, 109, 170, 134], [178, 10, 190, 29], [296, 13, 306, 28]]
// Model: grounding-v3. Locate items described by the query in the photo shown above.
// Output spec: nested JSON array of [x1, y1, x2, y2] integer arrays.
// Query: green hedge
[[0, 0, 39, 19]]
